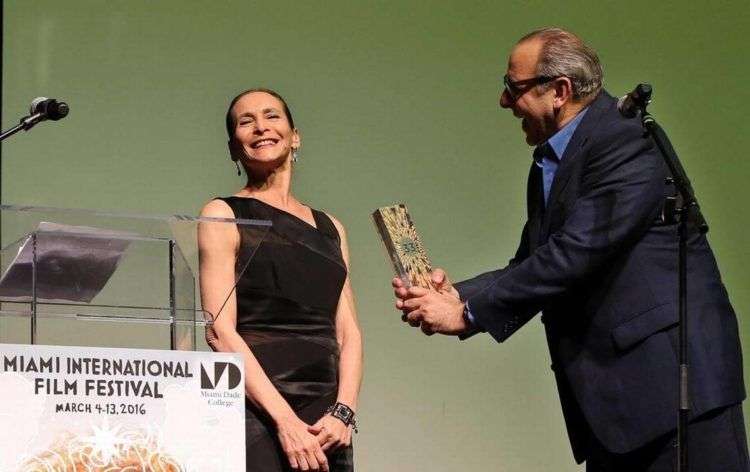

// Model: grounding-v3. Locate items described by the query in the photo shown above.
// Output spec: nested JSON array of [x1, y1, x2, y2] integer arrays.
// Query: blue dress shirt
[[535, 107, 589, 205], [464, 107, 589, 328]]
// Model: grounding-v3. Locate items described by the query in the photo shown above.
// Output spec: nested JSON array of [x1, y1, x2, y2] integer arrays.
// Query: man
[[394, 28, 747, 470]]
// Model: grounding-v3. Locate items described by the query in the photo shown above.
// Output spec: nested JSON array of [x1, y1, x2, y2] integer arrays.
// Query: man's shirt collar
[[538, 107, 589, 161], [533, 107, 590, 206]]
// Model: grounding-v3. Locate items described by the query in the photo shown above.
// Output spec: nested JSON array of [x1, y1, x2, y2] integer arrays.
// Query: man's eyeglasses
[[503, 74, 559, 101]]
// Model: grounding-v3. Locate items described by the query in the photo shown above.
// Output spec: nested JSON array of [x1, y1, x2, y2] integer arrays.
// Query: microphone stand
[[0, 110, 52, 324], [0, 112, 46, 142], [632, 84, 708, 472]]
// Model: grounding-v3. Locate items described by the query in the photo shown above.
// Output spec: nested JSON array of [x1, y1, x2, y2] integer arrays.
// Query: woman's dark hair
[[225, 88, 296, 139]]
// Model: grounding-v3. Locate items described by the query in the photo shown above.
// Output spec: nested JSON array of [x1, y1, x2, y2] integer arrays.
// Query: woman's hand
[[308, 414, 353, 452], [276, 414, 329, 471]]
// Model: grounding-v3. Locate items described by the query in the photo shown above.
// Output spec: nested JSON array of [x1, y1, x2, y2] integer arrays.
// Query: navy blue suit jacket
[[455, 91, 745, 462]]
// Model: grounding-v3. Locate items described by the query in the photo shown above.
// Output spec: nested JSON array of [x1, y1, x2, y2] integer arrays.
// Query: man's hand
[[392, 268, 458, 308], [392, 268, 467, 336], [429, 268, 460, 297]]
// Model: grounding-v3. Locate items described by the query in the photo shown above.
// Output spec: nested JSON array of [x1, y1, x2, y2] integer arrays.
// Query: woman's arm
[[309, 215, 363, 451], [331, 218, 363, 411], [199, 199, 329, 471]]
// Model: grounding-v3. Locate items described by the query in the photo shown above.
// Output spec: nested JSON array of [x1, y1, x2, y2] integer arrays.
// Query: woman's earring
[[292, 149, 299, 163], [234, 160, 241, 176]]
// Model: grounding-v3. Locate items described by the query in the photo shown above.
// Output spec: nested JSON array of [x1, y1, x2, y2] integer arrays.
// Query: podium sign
[[0, 343, 245, 471]]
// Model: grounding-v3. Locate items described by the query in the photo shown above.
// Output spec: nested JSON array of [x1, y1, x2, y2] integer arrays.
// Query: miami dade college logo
[[200, 362, 241, 390]]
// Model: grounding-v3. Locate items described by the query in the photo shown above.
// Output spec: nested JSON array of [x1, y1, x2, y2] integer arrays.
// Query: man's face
[[500, 39, 557, 146]]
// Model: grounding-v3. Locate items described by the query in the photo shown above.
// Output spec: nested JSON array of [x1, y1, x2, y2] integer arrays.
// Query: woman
[[199, 88, 362, 471]]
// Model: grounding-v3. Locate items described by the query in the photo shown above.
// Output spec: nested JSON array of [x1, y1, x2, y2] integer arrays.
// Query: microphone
[[617, 83, 652, 118], [29, 97, 70, 121], [1, 96, 70, 141]]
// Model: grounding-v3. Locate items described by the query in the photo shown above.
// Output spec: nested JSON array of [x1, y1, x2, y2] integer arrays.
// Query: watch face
[[334, 404, 352, 421]]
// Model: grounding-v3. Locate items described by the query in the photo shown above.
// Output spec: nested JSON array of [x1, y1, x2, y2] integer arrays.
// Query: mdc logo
[[200, 362, 241, 390]]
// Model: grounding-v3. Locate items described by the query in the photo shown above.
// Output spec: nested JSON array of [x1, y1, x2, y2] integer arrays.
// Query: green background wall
[[2, 1, 748, 470]]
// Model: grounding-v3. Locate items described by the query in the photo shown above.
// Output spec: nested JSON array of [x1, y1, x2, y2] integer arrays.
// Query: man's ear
[[553, 77, 574, 109]]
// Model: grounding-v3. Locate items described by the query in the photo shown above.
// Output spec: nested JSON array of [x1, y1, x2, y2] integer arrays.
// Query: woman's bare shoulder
[[200, 198, 235, 218]]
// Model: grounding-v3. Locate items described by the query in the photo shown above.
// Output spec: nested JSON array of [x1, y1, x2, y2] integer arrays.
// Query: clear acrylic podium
[[0, 205, 271, 350]]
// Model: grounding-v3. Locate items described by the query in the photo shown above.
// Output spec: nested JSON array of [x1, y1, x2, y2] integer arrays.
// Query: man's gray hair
[[520, 27, 603, 102]]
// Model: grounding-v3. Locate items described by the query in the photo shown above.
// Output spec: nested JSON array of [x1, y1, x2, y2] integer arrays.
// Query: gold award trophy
[[372, 204, 435, 289]]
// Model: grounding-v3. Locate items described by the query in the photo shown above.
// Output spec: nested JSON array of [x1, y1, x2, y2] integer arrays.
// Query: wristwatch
[[326, 402, 358, 433]]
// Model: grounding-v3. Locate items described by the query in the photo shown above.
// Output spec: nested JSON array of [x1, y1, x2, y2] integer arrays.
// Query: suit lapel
[[527, 162, 545, 252], [541, 91, 615, 239]]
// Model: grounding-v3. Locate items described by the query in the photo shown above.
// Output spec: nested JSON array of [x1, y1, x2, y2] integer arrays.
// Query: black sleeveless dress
[[217, 197, 354, 471]]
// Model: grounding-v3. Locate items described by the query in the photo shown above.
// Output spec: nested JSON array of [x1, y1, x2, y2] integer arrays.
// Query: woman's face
[[228, 92, 300, 167]]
